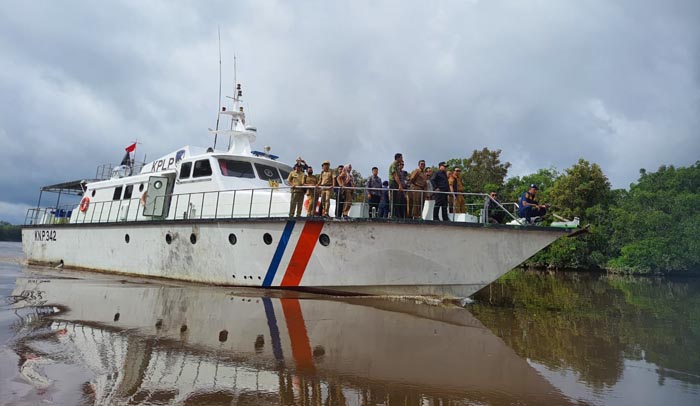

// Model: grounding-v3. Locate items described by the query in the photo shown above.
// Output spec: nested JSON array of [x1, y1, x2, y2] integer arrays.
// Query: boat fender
[[79, 197, 90, 212]]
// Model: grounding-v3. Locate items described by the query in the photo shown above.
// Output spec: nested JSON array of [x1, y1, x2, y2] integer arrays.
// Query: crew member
[[408, 160, 428, 219], [337, 164, 355, 218], [388, 153, 405, 218], [450, 167, 465, 213], [432, 162, 450, 221], [518, 184, 548, 223], [287, 164, 305, 217], [303, 166, 319, 216], [317, 160, 334, 216], [366, 167, 382, 218]]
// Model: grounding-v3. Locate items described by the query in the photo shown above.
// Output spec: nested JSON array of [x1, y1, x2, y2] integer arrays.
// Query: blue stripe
[[262, 220, 296, 287], [262, 298, 284, 361]]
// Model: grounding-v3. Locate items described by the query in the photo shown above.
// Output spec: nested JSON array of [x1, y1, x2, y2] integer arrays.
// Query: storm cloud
[[1, 0, 698, 224]]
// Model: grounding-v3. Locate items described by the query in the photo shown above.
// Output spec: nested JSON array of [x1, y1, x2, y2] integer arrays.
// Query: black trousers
[[391, 190, 406, 218], [368, 195, 381, 218], [335, 187, 344, 217], [433, 194, 449, 221]]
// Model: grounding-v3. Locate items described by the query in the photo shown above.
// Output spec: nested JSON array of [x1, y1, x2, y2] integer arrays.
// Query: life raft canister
[[79, 197, 90, 212]]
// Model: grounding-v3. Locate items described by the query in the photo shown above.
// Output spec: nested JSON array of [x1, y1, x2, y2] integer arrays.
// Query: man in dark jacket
[[366, 167, 382, 218], [431, 162, 450, 221]]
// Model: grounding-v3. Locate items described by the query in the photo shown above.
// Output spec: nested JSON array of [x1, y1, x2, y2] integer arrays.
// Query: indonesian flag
[[121, 143, 137, 166]]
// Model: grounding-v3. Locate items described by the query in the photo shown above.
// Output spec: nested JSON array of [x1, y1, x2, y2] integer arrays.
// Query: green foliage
[[0, 221, 21, 242], [607, 162, 700, 273], [549, 159, 612, 220], [446, 148, 511, 193]]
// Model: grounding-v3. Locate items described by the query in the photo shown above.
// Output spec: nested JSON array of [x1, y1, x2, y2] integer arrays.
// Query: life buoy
[[79, 197, 90, 212]]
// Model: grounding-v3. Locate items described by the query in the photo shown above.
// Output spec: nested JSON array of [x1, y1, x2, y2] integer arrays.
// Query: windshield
[[218, 159, 256, 178], [254, 163, 283, 182]]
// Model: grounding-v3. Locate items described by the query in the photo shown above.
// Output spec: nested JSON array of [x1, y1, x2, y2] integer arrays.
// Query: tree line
[[0, 221, 21, 242], [439, 148, 699, 274]]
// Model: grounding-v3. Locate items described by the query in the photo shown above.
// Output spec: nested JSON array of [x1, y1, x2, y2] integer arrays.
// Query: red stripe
[[280, 221, 324, 287], [280, 298, 315, 373]]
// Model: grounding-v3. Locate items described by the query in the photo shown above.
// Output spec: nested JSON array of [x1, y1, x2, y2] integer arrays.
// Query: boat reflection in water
[[9, 271, 573, 405]]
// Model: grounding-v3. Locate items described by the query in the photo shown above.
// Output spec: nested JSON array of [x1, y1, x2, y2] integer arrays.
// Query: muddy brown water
[[1, 241, 698, 405]]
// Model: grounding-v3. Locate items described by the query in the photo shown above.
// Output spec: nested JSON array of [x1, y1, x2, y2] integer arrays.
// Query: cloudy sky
[[1, 0, 698, 224]]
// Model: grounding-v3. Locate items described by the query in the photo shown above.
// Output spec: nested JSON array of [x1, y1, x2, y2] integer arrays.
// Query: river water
[[0, 241, 698, 405]]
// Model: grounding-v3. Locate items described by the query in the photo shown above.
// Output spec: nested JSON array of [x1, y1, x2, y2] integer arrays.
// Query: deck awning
[[40, 179, 99, 196]]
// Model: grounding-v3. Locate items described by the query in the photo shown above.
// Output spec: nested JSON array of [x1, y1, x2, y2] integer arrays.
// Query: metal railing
[[24, 185, 520, 225]]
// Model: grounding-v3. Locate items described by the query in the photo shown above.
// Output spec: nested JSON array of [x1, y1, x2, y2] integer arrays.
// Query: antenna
[[213, 26, 222, 150], [228, 54, 237, 149]]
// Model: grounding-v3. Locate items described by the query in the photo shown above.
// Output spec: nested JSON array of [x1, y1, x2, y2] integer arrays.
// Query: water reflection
[[6, 271, 573, 405], [472, 271, 700, 402]]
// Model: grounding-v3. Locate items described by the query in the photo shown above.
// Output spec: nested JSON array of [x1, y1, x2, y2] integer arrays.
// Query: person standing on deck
[[450, 167, 466, 214], [379, 180, 390, 218], [424, 167, 434, 200], [366, 167, 382, 218], [432, 162, 450, 221], [317, 160, 334, 217], [334, 164, 345, 217], [303, 166, 319, 216], [388, 153, 405, 218], [287, 164, 305, 217], [408, 160, 428, 219], [337, 164, 355, 218]]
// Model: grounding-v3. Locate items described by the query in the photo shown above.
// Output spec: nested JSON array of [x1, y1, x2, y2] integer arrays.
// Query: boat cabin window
[[218, 159, 255, 178], [124, 185, 133, 199], [254, 163, 283, 182], [180, 162, 192, 179], [193, 159, 212, 178], [112, 186, 123, 201]]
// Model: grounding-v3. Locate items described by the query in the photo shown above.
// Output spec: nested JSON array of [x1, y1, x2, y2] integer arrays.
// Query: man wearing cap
[[303, 166, 319, 216], [287, 164, 305, 217], [431, 162, 450, 221], [295, 156, 308, 171], [317, 160, 334, 216], [518, 184, 548, 223]]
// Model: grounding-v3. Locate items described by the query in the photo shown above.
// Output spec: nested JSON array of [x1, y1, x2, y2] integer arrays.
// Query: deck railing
[[24, 186, 520, 226]]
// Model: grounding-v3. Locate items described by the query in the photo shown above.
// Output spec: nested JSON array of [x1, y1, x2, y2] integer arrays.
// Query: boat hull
[[22, 218, 567, 298]]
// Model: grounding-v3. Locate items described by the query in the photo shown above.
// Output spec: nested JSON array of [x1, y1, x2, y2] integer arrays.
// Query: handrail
[[24, 185, 521, 225]]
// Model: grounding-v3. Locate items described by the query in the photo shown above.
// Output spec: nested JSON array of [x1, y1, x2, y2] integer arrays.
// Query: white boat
[[21, 82, 572, 298], [8, 273, 574, 404]]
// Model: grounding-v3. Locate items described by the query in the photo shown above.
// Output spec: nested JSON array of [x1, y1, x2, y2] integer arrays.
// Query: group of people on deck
[[286, 154, 548, 224]]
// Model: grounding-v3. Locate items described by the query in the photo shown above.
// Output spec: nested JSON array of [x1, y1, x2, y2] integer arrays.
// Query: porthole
[[91, 189, 96, 197], [114, 313, 120, 322], [125, 234, 130, 243], [232, 274, 236, 279], [219, 330, 228, 342], [228, 233, 237, 245], [165, 233, 173, 244], [319, 233, 330, 246], [155, 319, 163, 329], [139, 183, 144, 192], [263, 233, 273, 245], [180, 325, 188, 333], [190, 233, 197, 244], [154, 180, 163, 189]]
